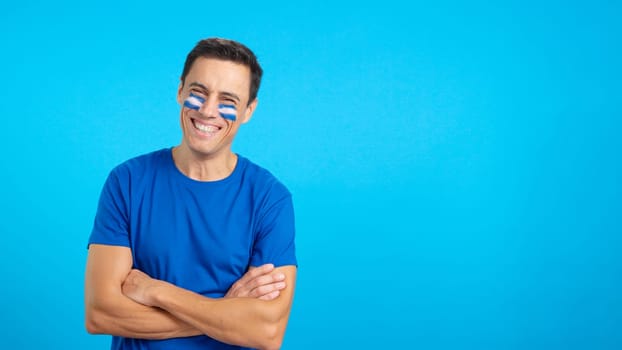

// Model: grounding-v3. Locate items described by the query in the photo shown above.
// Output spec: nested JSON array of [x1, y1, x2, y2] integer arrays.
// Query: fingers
[[258, 290, 281, 301], [245, 271, 286, 298], [249, 282, 285, 298], [225, 264, 288, 299], [235, 264, 275, 286], [226, 264, 275, 298], [247, 272, 285, 291]]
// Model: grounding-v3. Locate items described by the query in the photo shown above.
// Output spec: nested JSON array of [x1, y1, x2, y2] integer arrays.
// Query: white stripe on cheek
[[185, 96, 204, 108], [217, 103, 237, 120], [218, 106, 236, 115]]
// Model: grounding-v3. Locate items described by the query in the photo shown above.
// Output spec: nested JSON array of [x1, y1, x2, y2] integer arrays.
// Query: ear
[[176, 80, 184, 105], [240, 98, 258, 124]]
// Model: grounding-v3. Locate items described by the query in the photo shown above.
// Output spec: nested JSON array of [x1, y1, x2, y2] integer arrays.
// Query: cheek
[[217, 104, 237, 122], [179, 109, 186, 124], [180, 109, 192, 129], [228, 122, 243, 135], [181, 108, 195, 121]]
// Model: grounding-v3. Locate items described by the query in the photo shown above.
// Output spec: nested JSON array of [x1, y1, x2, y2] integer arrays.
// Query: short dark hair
[[181, 38, 263, 105]]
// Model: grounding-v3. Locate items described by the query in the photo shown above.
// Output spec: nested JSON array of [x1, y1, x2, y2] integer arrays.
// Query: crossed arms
[[84, 244, 296, 350]]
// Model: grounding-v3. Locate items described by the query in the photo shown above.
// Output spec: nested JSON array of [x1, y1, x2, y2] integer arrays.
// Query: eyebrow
[[188, 82, 241, 103], [221, 92, 240, 103]]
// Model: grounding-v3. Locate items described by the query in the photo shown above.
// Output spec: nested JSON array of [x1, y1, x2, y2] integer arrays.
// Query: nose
[[198, 96, 220, 118]]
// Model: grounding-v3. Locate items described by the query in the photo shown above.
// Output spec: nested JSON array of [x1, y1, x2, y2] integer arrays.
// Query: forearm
[[86, 292, 202, 340], [152, 282, 286, 349], [85, 244, 202, 339]]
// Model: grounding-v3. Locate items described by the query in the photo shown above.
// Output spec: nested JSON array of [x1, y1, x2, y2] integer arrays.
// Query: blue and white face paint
[[183, 92, 237, 122], [183, 92, 205, 111], [217, 104, 237, 122]]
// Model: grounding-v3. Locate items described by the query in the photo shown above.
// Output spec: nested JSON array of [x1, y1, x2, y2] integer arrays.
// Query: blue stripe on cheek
[[218, 104, 237, 121], [183, 100, 201, 110], [219, 113, 236, 121], [184, 93, 205, 110]]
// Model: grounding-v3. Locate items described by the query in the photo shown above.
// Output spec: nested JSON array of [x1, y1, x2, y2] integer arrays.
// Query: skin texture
[[226, 264, 287, 300], [121, 266, 296, 350], [85, 244, 294, 347], [85, 244, 200, 339], [85, 57, 297, 349]]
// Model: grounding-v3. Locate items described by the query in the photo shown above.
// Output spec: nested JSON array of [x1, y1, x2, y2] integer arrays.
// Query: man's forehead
[[185, 58, 250, 94], [187, 58, 250, 79]]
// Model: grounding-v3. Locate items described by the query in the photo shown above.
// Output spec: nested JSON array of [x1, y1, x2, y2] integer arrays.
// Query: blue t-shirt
[[89, 148, 297, 350]]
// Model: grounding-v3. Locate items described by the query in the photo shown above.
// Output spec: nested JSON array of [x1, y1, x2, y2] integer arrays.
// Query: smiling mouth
[[191, 118, 222, 135]]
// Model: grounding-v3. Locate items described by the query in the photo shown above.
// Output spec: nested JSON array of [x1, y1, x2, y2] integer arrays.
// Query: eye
[[190, 89, 205, 97]]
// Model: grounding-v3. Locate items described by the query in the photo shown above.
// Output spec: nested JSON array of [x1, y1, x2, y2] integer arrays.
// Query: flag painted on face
[[218, 104, 237, 121], [183, 92, 205, 111]]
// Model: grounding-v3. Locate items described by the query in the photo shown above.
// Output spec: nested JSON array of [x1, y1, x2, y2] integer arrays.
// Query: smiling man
[[85, 38, 297, 350]]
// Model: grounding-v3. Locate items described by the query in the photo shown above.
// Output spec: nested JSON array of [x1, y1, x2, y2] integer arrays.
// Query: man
[[85, 38, 297, 350]]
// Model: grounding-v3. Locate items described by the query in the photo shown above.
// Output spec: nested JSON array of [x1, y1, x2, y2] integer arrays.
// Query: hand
[[122, 269, 162, 307], [225, 264, 286, 301]]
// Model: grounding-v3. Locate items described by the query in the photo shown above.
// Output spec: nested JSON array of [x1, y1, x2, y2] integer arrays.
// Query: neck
[[172, 145, 237, 181]]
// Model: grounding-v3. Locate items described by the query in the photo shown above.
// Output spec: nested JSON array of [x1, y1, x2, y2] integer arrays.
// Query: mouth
[[191, 118, 223, 136]]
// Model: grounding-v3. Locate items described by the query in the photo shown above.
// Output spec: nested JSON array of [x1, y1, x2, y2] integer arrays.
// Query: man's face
[[176, 57, 256, 158]]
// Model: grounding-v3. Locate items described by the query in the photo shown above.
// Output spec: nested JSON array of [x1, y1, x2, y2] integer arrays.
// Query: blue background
[[0, 1, 620, 349]]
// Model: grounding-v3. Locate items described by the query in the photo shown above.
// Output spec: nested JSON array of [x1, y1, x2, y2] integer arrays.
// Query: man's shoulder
[[239, 155, 291, 199], [111, 148, 170, 175]]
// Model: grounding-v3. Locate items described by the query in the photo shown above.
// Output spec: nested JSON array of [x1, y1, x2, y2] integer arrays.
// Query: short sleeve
[[250, 193, 297, 267], [88, 167, 131, 248]]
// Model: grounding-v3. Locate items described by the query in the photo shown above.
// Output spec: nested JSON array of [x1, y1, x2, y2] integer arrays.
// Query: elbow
[[85, 311, 101, 334], [255, 300, 291, 350], [84, 302, 108, 335], [257, 321, 285, 350], [85, 318, 102, 335]]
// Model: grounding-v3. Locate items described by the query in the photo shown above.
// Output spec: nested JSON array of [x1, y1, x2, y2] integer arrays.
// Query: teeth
[[194, 120, 219, 133]]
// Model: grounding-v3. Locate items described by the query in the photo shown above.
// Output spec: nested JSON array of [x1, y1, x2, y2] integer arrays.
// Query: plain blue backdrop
[[0, 1, 620, 349]]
